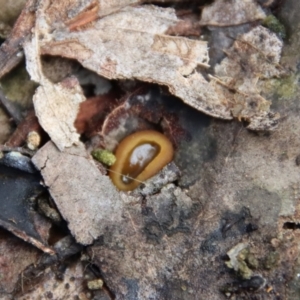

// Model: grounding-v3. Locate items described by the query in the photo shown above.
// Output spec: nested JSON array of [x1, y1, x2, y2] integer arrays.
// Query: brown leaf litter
[[22, 1, 283, 131]]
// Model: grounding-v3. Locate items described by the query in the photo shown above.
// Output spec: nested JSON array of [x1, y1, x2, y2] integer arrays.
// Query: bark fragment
[[32, 141, 123, 245]]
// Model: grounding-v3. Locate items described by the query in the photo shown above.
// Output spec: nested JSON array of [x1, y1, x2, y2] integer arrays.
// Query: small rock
[[0, 151, 37, 173], [27, 131, 41, 150]]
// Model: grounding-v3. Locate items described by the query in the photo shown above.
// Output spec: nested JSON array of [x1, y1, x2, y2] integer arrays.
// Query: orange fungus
[[109, 130, 174, 191]]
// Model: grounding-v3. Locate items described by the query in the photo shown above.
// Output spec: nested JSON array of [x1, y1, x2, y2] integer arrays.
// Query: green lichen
[[236, 249, 253, 279], [245, 252, 259, 269], [262, 15, 286, 39], [92, 149, 116, 167], [225, 257, 253, 279], [237, 260, 253, 280], [225, 246, 259, 280], [265, 75, 299, 103], [263, 251, 280, 270]]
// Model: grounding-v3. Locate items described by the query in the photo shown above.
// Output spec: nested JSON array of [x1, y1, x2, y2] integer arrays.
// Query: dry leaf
[[213, 26, 283, 128], [32, 141, 123, 245], [24, 31, 85, 151], [37, 5, 222, 117], [22, 1, 283, 134], [32, 77, 84, 151], [34, 3, 282, 130], [199, 0, 266, 27]]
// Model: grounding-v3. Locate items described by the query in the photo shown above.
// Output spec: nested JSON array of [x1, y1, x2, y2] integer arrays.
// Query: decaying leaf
[[0, 0, 37, 79], [16, 260, 86, 300], [213, 25, 283, 129], [100, 86, 188, 150], [0, 229, 41, 296], [24, 32, 85, 151], [32, 77, 85, 151], [199, 0, 266, 27], [23, 1, 282, 130], [37, 5, 227, 115], [0, 164, 53, 254], [32, 141, 123, 245]]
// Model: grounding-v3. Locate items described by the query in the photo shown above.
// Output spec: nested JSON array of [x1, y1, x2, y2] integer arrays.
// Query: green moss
[[262, 15, 286, 39], [92, 149, 116, 167]]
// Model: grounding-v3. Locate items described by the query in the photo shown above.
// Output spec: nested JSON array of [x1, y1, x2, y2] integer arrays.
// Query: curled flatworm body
[[109, 130, 174, 191]]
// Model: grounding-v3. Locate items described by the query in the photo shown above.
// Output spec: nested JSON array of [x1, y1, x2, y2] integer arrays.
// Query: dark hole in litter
[[283, 222, 300, 230], [48, 223, 69, 246]]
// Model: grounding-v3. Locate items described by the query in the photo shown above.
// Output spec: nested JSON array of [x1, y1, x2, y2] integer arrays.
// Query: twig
[[0, 0, 37, 79]]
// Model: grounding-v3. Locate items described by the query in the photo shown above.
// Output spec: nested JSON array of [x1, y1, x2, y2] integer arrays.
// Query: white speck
[[136, 93, 151, 103]]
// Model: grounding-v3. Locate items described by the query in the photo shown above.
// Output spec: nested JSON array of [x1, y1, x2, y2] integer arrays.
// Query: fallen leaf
[[37, 5, 221, 117], [0, 229, 41, 296], [17, 260, 86, 300], [101, 87, 163, 150], [23, 20, 87, 151], [199, 0, 266, 27], [32, 76, 85, 151], [32, 141, 123, 245], [75, 94, 120, 136], [213, 25, 283, 128], [32, 2, 282, 130], [0, 164, 53, 254]]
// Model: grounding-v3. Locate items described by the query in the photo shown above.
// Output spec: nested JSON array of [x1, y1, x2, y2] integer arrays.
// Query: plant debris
[[0, 163, 53, 254], [199, 0, 266, 26], [32, 141, 123, 245], [20, 1, 282, 130]]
